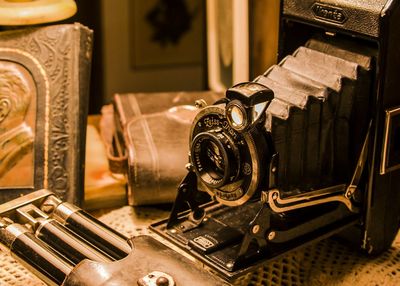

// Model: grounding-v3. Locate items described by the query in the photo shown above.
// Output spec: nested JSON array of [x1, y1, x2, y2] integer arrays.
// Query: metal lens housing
[[191, 131, 239, 189], [226, 100, 248, 132], [190, 106, 271, 206]]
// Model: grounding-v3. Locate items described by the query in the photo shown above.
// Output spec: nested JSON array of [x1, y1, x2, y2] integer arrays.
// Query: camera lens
[[203, 140, 225, 180], [191, 131, 239, 188], [190, 106, 271, 205]]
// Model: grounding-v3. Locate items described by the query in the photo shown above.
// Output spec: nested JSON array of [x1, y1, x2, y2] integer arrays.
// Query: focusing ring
[[191, 131, 240, 189], [190, 105, 270, 206]]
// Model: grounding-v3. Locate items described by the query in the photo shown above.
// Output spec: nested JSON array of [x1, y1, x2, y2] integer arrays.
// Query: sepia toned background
[[66, 0, 280, 114]]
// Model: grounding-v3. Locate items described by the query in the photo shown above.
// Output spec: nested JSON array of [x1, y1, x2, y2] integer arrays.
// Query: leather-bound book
[[0, 23, 93, 205]]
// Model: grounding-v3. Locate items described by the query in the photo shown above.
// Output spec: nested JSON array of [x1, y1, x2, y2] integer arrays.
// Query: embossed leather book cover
[[0, 23, 93, 205]]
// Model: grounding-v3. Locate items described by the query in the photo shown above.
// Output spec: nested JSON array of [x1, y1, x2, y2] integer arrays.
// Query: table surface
[[1, 118, 399, 285], [1, 204, 400, 286]]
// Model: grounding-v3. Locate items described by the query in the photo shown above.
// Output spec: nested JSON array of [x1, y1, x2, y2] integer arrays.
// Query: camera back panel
[[280, 0, 400, 255]]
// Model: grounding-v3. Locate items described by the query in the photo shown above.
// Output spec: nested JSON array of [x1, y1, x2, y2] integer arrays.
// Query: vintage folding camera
[[151, 0, 400, 281], [1, 0, 400, 285]]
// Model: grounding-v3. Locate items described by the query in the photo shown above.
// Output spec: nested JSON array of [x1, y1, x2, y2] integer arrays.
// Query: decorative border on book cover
[[0, 23, 92, 205]]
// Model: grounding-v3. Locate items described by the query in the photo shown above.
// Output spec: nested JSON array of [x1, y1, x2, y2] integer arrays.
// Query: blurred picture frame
[[129, 0, 204, 69]]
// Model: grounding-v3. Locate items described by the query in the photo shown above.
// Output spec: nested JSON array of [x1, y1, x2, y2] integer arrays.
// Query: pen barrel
[[35, 218, 113, 264], [54, 202, 131, 260], [0, 223, 73, 286]]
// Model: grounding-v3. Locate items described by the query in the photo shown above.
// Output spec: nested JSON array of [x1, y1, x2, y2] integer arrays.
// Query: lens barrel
[[191, 131, 240, 188], [190, 105, 271, 206]]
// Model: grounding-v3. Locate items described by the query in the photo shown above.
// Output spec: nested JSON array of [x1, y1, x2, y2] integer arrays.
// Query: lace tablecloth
[[1, 205, 400, 286]]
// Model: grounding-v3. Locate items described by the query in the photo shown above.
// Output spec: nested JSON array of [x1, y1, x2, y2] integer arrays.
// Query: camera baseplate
[[151, 175, 359, 280], [151, 172, 361, 281]]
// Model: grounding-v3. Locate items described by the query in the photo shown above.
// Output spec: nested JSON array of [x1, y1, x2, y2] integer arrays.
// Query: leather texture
[[63, 235, 230, 286], [0, 23, 93, 206], [283, 0, 388, 38], [111, 91, 223, 205]]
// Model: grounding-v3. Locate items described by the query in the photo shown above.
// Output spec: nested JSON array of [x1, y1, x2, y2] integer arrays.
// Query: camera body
[[152, 0, 400, 281], [0, 1, 400, 285], [279, 0, 400, 255]]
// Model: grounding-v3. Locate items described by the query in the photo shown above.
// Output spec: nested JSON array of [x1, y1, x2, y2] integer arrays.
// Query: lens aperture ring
[[191, 130, 240, 189]]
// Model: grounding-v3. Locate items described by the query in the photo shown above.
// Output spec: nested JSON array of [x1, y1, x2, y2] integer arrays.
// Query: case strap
[[99, 105, 128, 174]]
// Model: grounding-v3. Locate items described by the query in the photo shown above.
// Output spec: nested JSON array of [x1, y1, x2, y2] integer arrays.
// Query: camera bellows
[[255, 41, 372, 193]]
